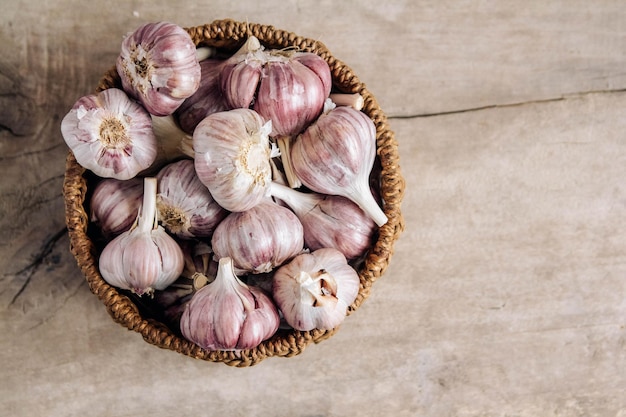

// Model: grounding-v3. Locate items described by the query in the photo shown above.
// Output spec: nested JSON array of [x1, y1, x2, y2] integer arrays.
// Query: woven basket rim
[[63, 18, 405, 367]]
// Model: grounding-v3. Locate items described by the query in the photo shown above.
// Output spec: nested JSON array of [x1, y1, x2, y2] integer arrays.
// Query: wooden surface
[[2, 1, 625, 416]]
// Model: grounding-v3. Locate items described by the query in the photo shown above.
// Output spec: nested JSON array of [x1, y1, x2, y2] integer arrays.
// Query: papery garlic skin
[[99, 177, 184, 296], [61, 88, 157, 180], [269, 182, 376, 260], [156, 159, 228, 239], [90, 177, 143, 238], [272, 248, 360, 331], [180, 257, 280, 351], [117, 21, 201, 116], [211, 200, 304, 274], [193, 109, 273, 212], [291, 106, 388, 227]]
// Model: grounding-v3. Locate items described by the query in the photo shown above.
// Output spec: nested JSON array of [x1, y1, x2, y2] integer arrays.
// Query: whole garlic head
[[193, 108, 274, 212], [211, 200, 304, 274], [99, 177, 184, 296], [180, 257, 280, 351], [61, 88, 157, 180], [272, 248, 360, 331], [116, 21, 201, 116]]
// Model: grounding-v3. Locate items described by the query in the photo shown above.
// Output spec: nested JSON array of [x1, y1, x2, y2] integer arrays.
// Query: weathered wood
[[1, 1, 625, 416]]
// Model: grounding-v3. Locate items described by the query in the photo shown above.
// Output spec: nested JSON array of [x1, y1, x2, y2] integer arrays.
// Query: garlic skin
[[211, 200, 304, 274], [176, 58, 229, 134], [269, 182, 376, 260], [193, 109, 273, 212], [291, 106, 388, 227], [61, 88, 157, 180], [272, 248, 360, 331], [149, 115, 195, 170], [156, 159, 228, 239], [90, 177, 143, 238], [117, 21, 201, 116], [180, 257, 280, 351], [99, 177, 184, 296]]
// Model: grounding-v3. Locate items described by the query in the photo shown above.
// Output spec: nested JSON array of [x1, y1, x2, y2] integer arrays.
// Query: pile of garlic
[[61, 21, 387, 351]]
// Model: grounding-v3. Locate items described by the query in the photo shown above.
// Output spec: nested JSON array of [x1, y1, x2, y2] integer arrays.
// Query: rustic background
[[1, 1, 625, 416]]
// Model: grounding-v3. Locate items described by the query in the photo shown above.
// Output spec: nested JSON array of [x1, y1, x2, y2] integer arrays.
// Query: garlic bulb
[[193, 108, 274, 212], [291, 106, 388, 227], [272, 248, 360, 331], [156, 159, 228, 239], [211, 200, 304, 274], [99, 177, 184, 296], [175, 58, 229, 134], [61, 88, 157, 180], [180, 257, 280, 351], [117, 21, 201, 116], [90, 177, 143, 238], [269, 182, 376, 260]]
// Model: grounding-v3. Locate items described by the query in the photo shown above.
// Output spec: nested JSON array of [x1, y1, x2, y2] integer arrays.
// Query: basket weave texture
[[63, 19, 405, 367]]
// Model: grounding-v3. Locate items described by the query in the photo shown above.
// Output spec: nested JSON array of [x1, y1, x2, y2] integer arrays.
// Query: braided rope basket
[[63, 19, 405, 367]]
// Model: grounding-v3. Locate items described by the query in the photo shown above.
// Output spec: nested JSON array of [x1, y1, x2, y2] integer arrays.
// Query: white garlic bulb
[[61, 88, 157, 180], [156, 159, 228, 239], [211, 200, 304, 274], [117, 21, 201, 116], [99, 177, 184, 296], [291, 106, 388, 226], [272, 248, 360, 331], [180, 257, 280, 351], [269, 182, 376, 260], [193, 108, 274, 212]]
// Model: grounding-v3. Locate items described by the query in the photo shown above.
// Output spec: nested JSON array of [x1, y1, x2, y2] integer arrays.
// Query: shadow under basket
[[62, 19, 405, 367]]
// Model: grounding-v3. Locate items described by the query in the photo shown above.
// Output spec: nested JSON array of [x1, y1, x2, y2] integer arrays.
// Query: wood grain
[[1, 1, 625, 416]]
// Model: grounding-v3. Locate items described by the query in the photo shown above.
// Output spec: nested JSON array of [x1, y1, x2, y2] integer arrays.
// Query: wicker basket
[[63, 19, 405, 367]]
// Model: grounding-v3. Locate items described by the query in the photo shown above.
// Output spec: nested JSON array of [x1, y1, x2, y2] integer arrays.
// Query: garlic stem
[[349, 183, 388, 227], [350, 181, 388, 227], [269, 181, 318, 215], [195, 46, 215, 62], [276, 136, 301, 188], [138, 177, 158, 233], [330, 93, 364, 111], [218, 257, 254, 311]]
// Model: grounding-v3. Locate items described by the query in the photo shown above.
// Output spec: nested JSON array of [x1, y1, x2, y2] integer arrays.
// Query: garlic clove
[[116, 22, 201, 116], [61, 88, 157, 180], [220, 35, 266, 109], [193, 108, 273, 212]]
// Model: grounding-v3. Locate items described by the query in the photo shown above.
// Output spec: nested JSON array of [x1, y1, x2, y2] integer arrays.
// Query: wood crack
[[388, 87, 626, 119], [6, 227, 68, 306]]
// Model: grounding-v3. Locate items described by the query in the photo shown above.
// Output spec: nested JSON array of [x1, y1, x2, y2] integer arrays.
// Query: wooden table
[[2, 1, 625, 415]]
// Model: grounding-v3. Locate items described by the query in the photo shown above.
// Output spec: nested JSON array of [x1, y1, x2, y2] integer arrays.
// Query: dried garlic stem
[[276, 135, 301, 188], [330, 93, 364, 111], [137, 177, 158, 233]]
